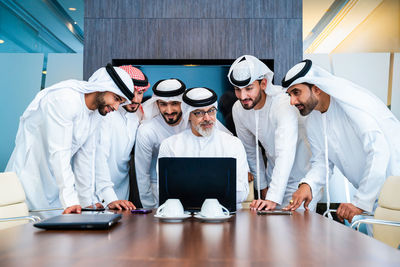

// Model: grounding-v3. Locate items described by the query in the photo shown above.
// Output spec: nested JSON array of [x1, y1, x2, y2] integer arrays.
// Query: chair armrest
[[0, 215, 41, 223], [351, 218, 400, 231]]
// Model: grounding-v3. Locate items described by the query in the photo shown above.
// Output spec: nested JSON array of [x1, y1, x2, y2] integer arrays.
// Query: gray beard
[[195, 123, 215, 137]]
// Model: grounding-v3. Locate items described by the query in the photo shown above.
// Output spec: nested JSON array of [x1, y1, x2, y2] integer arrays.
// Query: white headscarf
[[182, 87, 231, 134], [228, 54, 281, 96], [21, 66, 134, 120], [282, 60, 400, 216], [142, 79, 186, 121]]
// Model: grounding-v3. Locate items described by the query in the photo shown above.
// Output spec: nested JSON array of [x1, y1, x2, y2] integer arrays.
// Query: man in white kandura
[[282, 59, 400, 223], [158, 87, 249, 209], [228, 55, 316, 211], [93, 66, 150, 210], [6, 64, 135, 214], [135, 79, 187, 208]]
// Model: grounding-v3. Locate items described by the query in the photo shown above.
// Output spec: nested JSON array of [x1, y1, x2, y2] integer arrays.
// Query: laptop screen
[[158, 157, 237, 212]]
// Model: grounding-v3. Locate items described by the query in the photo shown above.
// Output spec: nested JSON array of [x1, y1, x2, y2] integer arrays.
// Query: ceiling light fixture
[[69, 7, 77, 11], [0, 40, 4, 44]]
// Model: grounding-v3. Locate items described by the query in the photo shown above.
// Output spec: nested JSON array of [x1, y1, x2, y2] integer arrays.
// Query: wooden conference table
[[0, 210, 399, 266]]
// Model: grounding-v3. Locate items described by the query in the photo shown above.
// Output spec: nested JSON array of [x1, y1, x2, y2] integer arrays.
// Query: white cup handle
[[156, 203, 166, 216], [221, 205, 230, 216]]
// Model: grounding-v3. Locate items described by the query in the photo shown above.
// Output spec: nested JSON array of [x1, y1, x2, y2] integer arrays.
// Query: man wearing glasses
[[158, 87, 249, 209]]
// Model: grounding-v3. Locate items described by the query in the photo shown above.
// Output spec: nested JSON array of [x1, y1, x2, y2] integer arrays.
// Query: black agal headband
[[152, 78, 186, 97], [281, 59, 312, 88], [183, 87, 218, 107], [105, 63, 134, 100], [133, 73, 149, 88]]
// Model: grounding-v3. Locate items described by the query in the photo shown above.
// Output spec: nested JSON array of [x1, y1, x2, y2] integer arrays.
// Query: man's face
[[234, 79, 266, 110], [123, 90, 144, 113], [286, 83, 318, 116], [96, 91, 127, 116], [157, 100, 182, 125], [189, 106, 217, 137]]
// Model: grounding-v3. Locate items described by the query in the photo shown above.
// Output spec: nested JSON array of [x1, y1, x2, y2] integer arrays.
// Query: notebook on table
[[33, 213, 122, 230]]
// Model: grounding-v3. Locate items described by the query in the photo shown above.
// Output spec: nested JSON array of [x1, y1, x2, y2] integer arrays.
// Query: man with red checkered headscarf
[[80, 66, 151, 211]]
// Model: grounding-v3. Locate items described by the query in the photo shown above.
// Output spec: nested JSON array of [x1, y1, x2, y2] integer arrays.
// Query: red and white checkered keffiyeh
[[118, 65, 150, 92]]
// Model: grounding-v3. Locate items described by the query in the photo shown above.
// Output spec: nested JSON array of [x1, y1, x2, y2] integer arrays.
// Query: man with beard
[[82, 66, 150, 211], [158, 87, 249, 209], [227, 55, 316, 211], [135, 79, 187, 208], [282, 60, 400, 223], [6, 64, 135, 214]]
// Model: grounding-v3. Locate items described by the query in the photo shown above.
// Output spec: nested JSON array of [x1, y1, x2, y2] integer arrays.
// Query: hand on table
[[63, 205, 82, 214], [250, 199, 277, 211], [336, 203, 363, 223], [108, 200, 136, 210], [283, 183, 312, 211]]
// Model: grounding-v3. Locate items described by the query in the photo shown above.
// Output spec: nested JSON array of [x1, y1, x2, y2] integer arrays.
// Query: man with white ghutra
[[91, 66, 150, 211], [282, 59, 400, 224], [135, 79, 188, 208], [6, 64, 136, 214], [158, 87, 249, 209], [228, 55, 319, 211]]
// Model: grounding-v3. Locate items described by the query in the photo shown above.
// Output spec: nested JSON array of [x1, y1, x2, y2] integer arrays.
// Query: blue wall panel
[[0, 53, 43, 171]]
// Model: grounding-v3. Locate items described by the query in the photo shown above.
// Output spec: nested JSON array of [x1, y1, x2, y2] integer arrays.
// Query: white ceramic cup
[[200, 199, 230, 218], [156, 199, 185, 217]]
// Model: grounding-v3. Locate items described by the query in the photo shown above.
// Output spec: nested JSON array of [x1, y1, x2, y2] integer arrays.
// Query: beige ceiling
[[303, 0, 335, 40], [303, 0, 400, 53]]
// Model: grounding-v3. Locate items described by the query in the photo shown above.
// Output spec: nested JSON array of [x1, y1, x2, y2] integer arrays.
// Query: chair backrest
[[0, 172, 29, 230], [374, 176, 400, 248], [241, 181, 254, 209]]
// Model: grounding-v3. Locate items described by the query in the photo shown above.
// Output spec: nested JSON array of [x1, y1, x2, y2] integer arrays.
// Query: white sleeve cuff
[[99, 187, 118, 207]]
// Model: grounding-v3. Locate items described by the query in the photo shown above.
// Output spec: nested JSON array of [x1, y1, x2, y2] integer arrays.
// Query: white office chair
[[351, 176, 400, 248], [0, 172, 40, 230]]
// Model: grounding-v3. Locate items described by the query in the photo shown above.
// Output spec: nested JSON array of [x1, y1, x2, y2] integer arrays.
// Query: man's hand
[[283, 183, 312, 211], [63, 205, 82, 214], [86, 203, 104, 209], [248, 172, 254, 182], [336, 203, 363, 223], [250, 199, 277, 211], [108, 200, 136, 210]]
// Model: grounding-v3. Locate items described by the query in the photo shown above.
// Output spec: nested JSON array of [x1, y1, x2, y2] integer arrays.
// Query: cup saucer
[[154, 211, 191, 222], [194, 213, 232, 222]]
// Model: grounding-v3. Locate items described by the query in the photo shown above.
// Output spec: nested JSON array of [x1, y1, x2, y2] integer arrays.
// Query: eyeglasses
[[192, 107, 218, 118]]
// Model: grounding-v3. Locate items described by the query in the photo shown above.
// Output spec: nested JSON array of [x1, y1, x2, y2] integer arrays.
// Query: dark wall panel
[[84, 0, 302, 82]]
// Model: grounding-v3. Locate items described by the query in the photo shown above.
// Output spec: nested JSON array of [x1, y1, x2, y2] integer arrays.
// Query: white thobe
[[232, 92, 311, 207], [158, 129, 250, 209], [301, 98, 393, 212], [135, 114, 187, 208], [6, 88, 99, 209], [93, 108, 140, 206]]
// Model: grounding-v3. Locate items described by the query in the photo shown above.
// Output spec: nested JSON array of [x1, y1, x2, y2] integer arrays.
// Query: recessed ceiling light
[[0, 40, 4, 44], [42, 71, 47, 74], [74, 21, 77, 24], [69, 7, 77, 11]]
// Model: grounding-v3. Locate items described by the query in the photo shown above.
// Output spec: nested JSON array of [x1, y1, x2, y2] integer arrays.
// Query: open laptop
[[158, 157, 237, 212], [33, 213, 122, 230]]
